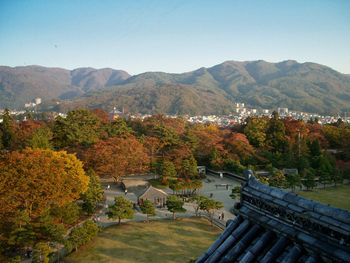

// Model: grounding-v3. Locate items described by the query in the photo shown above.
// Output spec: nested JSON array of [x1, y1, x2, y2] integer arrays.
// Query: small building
[[137, 186, 168, 208]]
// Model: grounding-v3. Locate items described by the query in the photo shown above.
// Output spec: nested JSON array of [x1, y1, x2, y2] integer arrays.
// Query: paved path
[[98, 174, 240, 228]]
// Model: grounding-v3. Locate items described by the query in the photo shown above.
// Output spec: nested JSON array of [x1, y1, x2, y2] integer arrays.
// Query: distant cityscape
[[1, 101, 349, 125]]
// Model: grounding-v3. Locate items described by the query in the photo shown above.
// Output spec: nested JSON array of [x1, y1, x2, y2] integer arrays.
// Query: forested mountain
[[0, 66, 130, 109], [2, 61, 350, 114]]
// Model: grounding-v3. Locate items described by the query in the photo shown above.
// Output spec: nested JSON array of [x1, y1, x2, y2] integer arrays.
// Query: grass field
[[64, 217, 221, 263], [297, 184, 350, 211]]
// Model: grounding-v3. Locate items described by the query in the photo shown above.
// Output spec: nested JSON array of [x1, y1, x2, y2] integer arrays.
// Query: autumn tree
[[106, 196, 134, 224], [166, 196, 186, 220], [225, 132, 255, 161], [0, 148, 89, 219], [140, 200, 156, 222], [85, 136, 149, 182]]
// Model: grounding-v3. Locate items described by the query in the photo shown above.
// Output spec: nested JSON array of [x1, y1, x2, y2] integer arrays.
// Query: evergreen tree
[[166, 196, 186, 220], [106, 196, 134, 224], [140, 200, 156, 222]]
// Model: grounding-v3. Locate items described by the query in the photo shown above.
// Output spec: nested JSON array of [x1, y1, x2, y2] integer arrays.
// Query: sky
[[0, 0, 349, 75]]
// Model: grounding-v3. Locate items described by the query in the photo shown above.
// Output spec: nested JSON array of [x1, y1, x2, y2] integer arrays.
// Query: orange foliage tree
[[0, 149, 89, 219], [85, 136, 150, 181]]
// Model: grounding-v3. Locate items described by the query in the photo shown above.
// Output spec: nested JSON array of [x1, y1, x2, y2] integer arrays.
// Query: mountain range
[[1, 60, 350, 115]]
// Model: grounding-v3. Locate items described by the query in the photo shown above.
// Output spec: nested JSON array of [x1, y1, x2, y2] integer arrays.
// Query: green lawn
[[297, 184, 350, 211], [64, 217, 221, 263]]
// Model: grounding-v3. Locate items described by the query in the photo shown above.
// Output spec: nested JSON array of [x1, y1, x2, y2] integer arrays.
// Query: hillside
[[0, 66, 130, 109], [2, 61, 350, 114]]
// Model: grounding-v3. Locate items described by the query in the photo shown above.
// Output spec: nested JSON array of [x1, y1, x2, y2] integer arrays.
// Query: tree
[[160, 161, 177, 182], [166, 196, 186, 220], [85, 136, 149, 182], [268, 170, 286, 188], [302, 170, 316, 190], [80, 172, 104, 215], [0, 148, 89, 219], [140, 200, 156, 222], [189, 195, 208, 216], [32, 242, 51, 263], [266, 111, 287, 152], [27, 124, 53, 149], [0, 108, 18, 149], [285, 174, 301, 192], [103, 118, 133, 138], [51, 203, 80, 225], [106, 196, 134, 224], [199, 199, 223, 226], [244, 117, 268, 148], [67, 220, 99, 252], [52, 109, 100, 148], [7, 210, 35, 253]]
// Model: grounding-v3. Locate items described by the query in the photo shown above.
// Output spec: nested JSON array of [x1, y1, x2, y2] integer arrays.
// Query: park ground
[[296, 184, 350, 211], [63, 217, 221, 263]]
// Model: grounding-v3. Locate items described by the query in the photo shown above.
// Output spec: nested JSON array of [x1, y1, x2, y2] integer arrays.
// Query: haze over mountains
[[1, 60, 350, 115]]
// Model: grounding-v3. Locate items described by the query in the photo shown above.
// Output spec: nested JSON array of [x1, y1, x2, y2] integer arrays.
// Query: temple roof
[[197, 169, 350, 263]]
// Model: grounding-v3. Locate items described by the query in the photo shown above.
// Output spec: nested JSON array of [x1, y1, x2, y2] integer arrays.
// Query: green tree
[[166, 196, 186, 220], [302, 170, 316, 190], [0, 108, 18, 149], [140, 200, 156, 222], [181, 156, 198, 179], [319, 171, 332, 189], [27, 125, 53, 149], [199, 199, 223, 226], [285, 174, 301, 192], [244, 117, 268, 148], [80, 172, 104, 215], [266, 111, 287, 152], [269, 170, 286, 188], [7, 210, 34, 253], [51, 203, 80, 225], [32, 242, 51, 263], [189, 195, 208, 216], [160, 161, 177, 181], [106, 196, 134, 224], [37, 212, 65, 243], [52, 109, 100, 148], [103, 118, 133, 138], [67, 220, 99, 252]]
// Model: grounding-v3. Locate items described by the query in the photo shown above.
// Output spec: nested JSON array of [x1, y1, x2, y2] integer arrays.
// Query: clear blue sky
[[1, 0, 349, 75]]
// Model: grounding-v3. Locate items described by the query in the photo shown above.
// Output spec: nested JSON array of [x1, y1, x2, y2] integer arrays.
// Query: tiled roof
[[197, 169, 350, 263]]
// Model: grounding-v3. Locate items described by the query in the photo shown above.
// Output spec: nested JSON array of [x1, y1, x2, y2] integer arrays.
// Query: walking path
[[98, 174, 240, 228]]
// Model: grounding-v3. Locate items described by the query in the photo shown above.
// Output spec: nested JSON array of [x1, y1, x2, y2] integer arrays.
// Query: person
[[210, 193, 213, 198], [26, 248, 32, 258], [221, 212, 225, 220]]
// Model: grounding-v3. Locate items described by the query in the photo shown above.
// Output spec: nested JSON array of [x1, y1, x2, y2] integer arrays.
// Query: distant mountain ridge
[[1, 61, 350, 115], [0, 65, 130, 109]]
